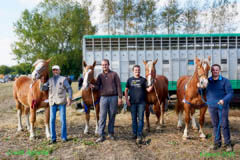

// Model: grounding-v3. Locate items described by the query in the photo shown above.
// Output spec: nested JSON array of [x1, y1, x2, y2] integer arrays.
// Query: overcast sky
[[0, 0, 239, 66]]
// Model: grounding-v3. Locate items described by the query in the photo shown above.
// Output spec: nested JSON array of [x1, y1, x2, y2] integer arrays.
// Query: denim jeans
[[98, 96, 118, 137], [208, 105, 231, 145], [131, 102, 145, 137], [50, 104, 67, 141]]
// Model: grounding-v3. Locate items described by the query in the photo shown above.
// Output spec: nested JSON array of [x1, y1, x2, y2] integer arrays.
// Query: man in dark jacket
[[90, 59, 122, 142], [207, 64, 233, 152]]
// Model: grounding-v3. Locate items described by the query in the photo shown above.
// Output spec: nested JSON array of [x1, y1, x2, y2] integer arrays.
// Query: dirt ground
[[0, 82, 239, 160]]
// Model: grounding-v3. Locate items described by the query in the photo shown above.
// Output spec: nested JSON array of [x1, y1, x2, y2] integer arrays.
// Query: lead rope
[[91, 88, 98, 128], [199, 89, 222, 142], [153, 82, 163, 115]]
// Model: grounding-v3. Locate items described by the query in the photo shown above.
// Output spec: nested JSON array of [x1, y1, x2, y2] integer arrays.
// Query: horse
[[13, 59, 51, 140], [143, 59, 169, 131], [175, 56, 211, 140], [81, 61, 100, 135]]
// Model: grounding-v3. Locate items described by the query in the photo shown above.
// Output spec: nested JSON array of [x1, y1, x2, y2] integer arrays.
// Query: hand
[[147, 85, 154, 92], [67, 98, 72, 106], [89, 84, 95, 89], [118, 98, 122, 106], [218, 99, 224, 105], [126, 99, 131, 107]]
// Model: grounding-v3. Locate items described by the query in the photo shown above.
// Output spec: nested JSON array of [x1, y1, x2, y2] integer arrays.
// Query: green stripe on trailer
[[121, 80, 240, 92], [84, 33, 240, 39]]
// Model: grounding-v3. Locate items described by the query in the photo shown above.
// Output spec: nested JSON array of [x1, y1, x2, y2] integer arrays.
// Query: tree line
[[6, 0, 238, 78]]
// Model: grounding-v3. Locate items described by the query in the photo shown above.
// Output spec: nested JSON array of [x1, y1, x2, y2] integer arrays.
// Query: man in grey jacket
[[41, 65, 72, 144]]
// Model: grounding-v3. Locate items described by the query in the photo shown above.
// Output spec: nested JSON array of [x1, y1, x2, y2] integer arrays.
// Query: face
[[101, 60, 109, 72], [211, 66, 220, 78], [133, 67, 140, 77], [195, 58, 211, 88], [52, 69, 60, 76], [32, 61, 45, 80], [82, 61, 96, 90]]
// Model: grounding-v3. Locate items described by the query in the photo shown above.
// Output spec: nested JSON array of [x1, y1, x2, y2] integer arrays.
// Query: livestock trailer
[[83, 34, 240, 94]]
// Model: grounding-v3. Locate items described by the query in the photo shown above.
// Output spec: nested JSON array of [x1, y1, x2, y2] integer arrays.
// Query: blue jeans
[[208, 105, 231, 145], [98, 96, 118, 137], [50, 104, 67, 141], [131, 102, 145, 137]]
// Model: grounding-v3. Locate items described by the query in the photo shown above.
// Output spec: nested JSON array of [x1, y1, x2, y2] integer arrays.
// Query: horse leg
[[145, 104, 150, 132], [29, 108, 36, 140], [191, 108, 198, 130], [199, 106, 207, 139], [155, 104, 161, 130], [24, 107, 30, 131], [160, 102, 165, 126], [44, 107, 51, 139], [183, 104, 190, 140], [176, 101, 183, 129], [84, 110, 90, 134], [16, 102, 23, 131], [95, 103, 100, 135]]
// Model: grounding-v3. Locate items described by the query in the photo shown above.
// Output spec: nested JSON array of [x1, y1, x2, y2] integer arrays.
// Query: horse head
[[31, 58, 51, 83], [143, 59, 158, 86], [82, 61, 96, 90], [195, 56, 211, 88]]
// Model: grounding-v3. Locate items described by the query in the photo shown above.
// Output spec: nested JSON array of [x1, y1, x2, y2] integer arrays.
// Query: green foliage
[[12, 0, 96, 78], [160, 0, 183, 34]]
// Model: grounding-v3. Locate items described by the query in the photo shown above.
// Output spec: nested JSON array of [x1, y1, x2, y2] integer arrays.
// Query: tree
[[181, 0, 200, 34], [0, 65, 12, 75], [12, 0, 96, 77], [101, 0, 119, 34], [160, 0, 183, 34], [134, 0, 158, 34]]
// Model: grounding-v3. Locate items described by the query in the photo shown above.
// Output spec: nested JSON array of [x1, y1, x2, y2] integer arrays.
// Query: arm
[[89, 74, 101, 90], [115, 73, 122, 106], [63, 78, 73, 106], [40, 77, 49, 91], [145, 79, 153, 92], [222, 79, 233, 104]]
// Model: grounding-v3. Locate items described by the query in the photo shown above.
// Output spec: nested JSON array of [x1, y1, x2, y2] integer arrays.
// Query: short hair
[[132, 65, 140, 71], [211, 64, 221, 71], [102, 59, 109, 65]]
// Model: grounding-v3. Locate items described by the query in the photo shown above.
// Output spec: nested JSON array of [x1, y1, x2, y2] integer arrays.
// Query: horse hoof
[[17, 128, 23, 132], [29, 136, 35, 141], [177, 126, 182, 130], [200, 134, 206, 139], [182, 136, 189, 140]]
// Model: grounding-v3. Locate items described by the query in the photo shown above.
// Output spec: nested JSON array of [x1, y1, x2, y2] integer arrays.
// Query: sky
[[0, 0, 239, 66]]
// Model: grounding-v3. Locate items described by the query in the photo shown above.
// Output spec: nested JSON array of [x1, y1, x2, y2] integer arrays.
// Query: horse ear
[[46, 58, 52, 64], [195, 57, 200, 65], [153, 58, 158, 65], [83, 61, 87, 67], [143, 60, 147, 65], [208, 56, 211, 64], [93, 61, 96, 68]]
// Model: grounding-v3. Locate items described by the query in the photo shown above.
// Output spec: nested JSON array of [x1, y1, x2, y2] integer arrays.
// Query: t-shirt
[[126, 76, 147, 104]]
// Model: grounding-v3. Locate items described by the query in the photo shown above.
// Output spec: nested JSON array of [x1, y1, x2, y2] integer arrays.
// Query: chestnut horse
[[81, 61, 100, 134], [176, 56, 211, 140], [13, 59, 51, 140], [143, 59, 169, 131]]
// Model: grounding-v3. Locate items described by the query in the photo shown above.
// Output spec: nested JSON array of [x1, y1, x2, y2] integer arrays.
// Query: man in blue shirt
[[206, 64, 233, 152]]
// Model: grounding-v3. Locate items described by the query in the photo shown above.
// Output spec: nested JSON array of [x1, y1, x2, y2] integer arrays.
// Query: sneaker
[[49, 140, 56, 145], [131, 135, 137, 140], [62, 139, 68, 143], [136, 136, 143, 144], [209, 143, 221, 150], [96, 136, 105, 143], [108, 134, 115, 140], [225, 144, 233, 152]]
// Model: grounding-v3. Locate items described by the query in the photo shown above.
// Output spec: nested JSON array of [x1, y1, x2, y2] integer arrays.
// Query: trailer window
[[238, 59, 240, 64], [221, 59, 227, 64], [188, 60, 194, 65], [163, 60, 169, 64]]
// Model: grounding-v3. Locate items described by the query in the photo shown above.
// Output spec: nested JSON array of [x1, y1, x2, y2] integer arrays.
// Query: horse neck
[[187, 68, 199, 93]]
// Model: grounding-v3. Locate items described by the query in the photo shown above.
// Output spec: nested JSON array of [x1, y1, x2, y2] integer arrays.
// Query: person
[[40, 65, 72, 144], [206, 64, 233, 152], [78, 74, 84, 90], [90, 59, 122, 143], [125, 65, 153, 144]]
